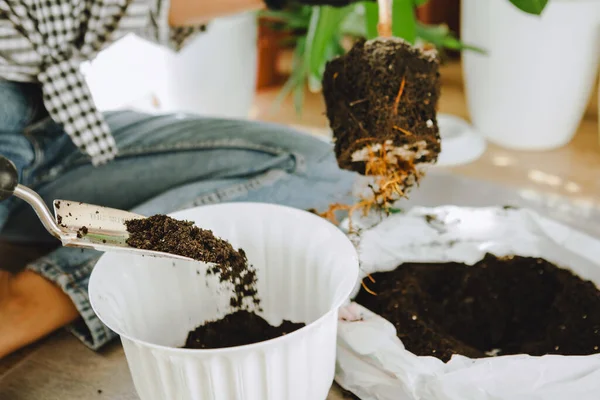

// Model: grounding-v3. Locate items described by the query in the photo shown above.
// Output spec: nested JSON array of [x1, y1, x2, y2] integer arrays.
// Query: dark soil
[[76, 226, 88, 238], [322, 38, 441, 178], [355, 254, 600, 362], [183, 310, 305, 349], [125, 215, 259, 309]]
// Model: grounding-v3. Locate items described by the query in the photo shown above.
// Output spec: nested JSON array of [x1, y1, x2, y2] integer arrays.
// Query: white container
[[461, 0, 600, 150], [89, 203, 359, 400], [160, 11, 259, 118]]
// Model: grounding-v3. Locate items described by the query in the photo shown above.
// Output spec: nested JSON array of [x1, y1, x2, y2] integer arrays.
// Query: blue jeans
[[0, 80, 357, 350]]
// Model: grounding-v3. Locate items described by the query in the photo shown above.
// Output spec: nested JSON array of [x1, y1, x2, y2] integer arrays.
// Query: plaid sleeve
[[37, 58, 117, 166], [1, 0, 120, 165]]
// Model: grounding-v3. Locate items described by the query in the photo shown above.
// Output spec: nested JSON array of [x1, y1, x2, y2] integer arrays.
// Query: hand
[[265, 0, 371, 9], [296, 0, 371, 6], [170, 0, 265, 26]]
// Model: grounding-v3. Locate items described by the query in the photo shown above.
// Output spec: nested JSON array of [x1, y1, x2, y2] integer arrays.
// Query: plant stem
[[377, 0, 392, 37]]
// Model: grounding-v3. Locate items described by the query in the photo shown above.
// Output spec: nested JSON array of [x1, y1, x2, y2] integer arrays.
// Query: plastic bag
[[335, 206, 600, 400]]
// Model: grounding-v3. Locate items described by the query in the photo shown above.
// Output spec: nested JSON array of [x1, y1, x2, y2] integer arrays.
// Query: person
[[0, 0, 365, 358]]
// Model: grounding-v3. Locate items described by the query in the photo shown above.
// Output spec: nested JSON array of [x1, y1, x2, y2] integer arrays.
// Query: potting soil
[[126, 214, 306, 349], [125, 214, 259, 309], [322, 38, 441, 178], [355, 254, 600, 362], [183, 310, 305, 349]]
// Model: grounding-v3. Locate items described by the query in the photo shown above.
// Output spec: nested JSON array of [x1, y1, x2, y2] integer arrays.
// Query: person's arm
[[169, 0, 265, 27]]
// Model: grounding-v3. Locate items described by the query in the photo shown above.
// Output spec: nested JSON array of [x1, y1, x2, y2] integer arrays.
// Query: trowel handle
[[0, 156, 18, 201], [0, 155, 63, 239]]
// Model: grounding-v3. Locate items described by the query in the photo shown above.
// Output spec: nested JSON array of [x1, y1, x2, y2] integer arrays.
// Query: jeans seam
[[33, 139, 304, 186], [180, 169, 290, 209], [19, 116, 54, 183], [109, 139, 292, 158]]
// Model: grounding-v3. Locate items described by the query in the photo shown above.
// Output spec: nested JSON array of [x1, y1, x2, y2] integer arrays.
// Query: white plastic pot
[[160, 12, 259, 118], [461, 0, 600, 150], [89, 203, 359, 400]]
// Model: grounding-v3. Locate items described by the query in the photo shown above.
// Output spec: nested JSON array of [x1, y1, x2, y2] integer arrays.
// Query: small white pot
[[89, 203, 359, 400], [461, 0, 600, 150], [161, 12, 259, 118]]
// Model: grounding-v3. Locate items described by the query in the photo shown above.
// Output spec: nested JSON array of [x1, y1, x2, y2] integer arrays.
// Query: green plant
[[262, 0, 550, 114]]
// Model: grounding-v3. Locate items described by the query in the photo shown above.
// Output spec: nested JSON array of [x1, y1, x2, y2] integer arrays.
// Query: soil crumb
[[183, 310, 305, 349], [125, 215, 259, 309], [355, 254, 600, 362], [322, 38, 441, 189], [76, 226, 88, 238]]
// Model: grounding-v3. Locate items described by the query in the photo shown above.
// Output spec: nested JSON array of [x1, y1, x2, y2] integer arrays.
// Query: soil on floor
[[125, 215, 259, 309], [183, 310, 306, 349], [355, 254, 600, 362]]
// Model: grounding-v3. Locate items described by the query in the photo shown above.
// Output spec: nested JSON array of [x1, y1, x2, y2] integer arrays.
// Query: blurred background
[[82, 0, 600, 211]]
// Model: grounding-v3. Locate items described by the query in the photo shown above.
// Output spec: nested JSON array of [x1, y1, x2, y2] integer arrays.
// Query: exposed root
[[393, 125, 413, 136], [318, 203, 352, 225], [349, 98, 368, 107], [318, 139, 422, 231], [392, 77, 406, 116], [361, 278, 378, 296]]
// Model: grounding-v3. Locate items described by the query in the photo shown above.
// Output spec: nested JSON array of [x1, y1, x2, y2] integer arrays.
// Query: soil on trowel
[[355, 254, 600, 362], [322, 38, 441, 181], [126, 215, 308, 348], [183, 310, 306, 349], [125, 215, 259, 309]]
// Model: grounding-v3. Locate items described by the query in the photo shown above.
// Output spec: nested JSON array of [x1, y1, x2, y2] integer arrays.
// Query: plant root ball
[[322, 37, 442, 181]]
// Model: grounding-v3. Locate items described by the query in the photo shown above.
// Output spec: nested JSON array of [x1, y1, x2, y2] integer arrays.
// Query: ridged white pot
[[461, 0, 600, 150], [89, 203, 359, 400]]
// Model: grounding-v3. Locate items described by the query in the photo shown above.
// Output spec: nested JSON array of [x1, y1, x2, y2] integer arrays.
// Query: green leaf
[[271, 39, 307, 114], [416, 22, 486, 54], [388, 207, 403, 214], [304, 5, 352, 92], [293, 80, 305, 115], [413, 0, 429, 6], [363, 2, 379, 40], [341, 3, 368, 37], [392, 0, 417, 44], [259, 8, 311, 29], [508, 0, 548, 15]]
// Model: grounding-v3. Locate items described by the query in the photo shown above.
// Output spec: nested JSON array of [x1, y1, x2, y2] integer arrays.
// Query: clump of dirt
[[76, 226, 88, 238], [125, 215, 258, 309], [322, 38, 441, 180], [355, 254, 600, 362], [183, 310, 305, 349], [316, 38, 441, 223]]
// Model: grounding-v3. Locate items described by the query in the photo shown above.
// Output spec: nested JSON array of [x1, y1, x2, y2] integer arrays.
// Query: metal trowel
[[0, 155, 194, 262]]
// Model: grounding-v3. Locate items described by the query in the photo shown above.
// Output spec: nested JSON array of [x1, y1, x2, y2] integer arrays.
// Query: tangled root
[[317, 140, 422, 230]]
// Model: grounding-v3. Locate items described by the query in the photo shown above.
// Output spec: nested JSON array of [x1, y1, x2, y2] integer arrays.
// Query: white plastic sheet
[[336, 206, 600, 400]]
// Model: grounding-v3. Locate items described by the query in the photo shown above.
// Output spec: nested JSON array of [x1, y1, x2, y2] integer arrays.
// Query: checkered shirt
[[0, 0, 204, 165]]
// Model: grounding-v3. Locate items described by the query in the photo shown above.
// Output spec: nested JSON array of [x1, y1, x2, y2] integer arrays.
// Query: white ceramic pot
[[160, 12, 259, 118], [461, 0, 600, 150], [89, 203, 359, 400]]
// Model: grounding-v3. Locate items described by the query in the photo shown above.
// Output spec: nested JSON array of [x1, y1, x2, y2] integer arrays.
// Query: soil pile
[[356, 254, 600, 362], [183, 310, 305, 349]]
